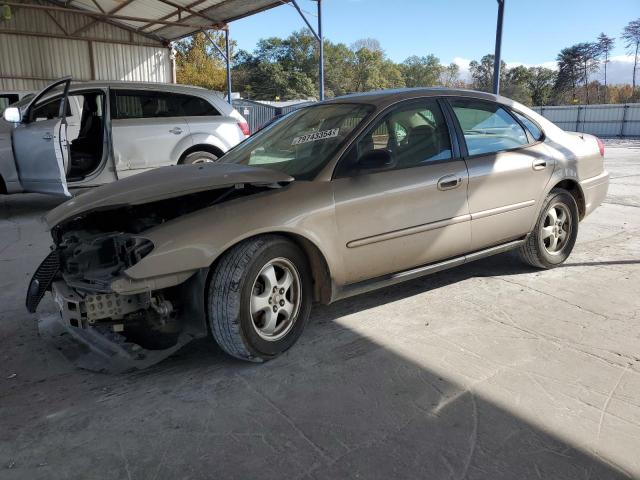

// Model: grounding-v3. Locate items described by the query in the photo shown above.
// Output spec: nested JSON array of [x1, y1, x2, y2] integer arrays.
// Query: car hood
[[46, 163, 293, 228]]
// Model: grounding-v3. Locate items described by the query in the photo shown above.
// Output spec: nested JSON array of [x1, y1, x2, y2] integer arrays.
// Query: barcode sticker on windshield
[[292, 128, 340, 145]]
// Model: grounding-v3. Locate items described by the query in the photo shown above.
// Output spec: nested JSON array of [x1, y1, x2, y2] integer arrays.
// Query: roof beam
[[69, 0, 137, 37], [4, 1, 217, 28], [154, 0, 222, 25], [0, 28, 165, 47], [147, 0, 283, 36], [137, 0, 211, 33], [43, 9, 69, 35]]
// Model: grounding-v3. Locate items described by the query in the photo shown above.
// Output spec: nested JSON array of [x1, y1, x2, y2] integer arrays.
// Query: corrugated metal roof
[[16, 0, 292, 42]]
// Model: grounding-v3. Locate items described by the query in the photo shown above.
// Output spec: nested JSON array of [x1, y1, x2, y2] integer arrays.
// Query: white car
[[0, 77, 249, 196]]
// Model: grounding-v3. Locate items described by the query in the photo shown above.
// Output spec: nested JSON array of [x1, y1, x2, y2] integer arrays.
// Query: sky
[[229, 0, 639, 84]]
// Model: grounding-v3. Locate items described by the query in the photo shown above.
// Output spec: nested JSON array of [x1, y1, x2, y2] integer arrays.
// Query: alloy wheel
[[541, 202, 572, 255], [250, 258, 302, 341]]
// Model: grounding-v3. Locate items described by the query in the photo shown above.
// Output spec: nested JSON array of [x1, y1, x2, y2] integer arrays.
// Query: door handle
[[169, 127, 183, 135], [437, 174, 462, 191], [42, 132, 53, 141], [532, 159, 547, 171]]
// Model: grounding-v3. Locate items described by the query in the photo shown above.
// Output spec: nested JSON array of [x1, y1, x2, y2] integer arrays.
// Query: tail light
[[596, 136, 605, 157], [238, 121, 250, 137]]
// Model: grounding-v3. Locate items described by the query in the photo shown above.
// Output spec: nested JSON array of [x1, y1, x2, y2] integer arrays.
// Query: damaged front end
[[27, 163, 294, 372], [28, 226, 209, 373], [27, 188, 252, 373]]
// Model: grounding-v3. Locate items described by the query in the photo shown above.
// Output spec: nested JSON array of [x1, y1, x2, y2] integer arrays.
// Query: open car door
[[12, 77, 71, 197]]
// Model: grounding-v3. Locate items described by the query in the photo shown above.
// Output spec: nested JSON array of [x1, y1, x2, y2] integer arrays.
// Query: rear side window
[[513, 110, 543, 140], [180, 95, 219, 116], [450, 99, 529, 156], [112, 91, 219, 119]]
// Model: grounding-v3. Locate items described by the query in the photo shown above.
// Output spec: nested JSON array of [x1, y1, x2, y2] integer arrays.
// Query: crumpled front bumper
[[30, 264, 209, 373], [38, 311, 197, 373]]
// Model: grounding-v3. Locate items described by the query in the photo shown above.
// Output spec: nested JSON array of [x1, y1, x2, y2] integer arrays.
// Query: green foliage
[[401, 55, 443, 88], [469, 54, 506, 93], [174, 22, 640, 105], [175, 32, 227, 91]]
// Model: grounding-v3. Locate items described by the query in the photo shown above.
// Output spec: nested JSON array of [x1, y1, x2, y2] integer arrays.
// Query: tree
[[323, 41, 356, 97], [174, 31, 227, 91], [555, 46, 583, 103], [597, 33, 615, 102], [501, 65, 532, 104], [469, 54, 505, 92], [351, 47, 404, 92], [440, 63, 460, 87], [350, 38, 382, 53], [575, 42, 600, 104], [401, 55, 443, 87], [622, 18, 640, 91], [527, 67, 556, 106]]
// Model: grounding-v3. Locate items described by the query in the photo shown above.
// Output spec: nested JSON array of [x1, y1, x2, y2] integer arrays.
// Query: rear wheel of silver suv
[[518, 189, 579, 269], [207, 235, 312, 362], [183, 151, 219, 164]]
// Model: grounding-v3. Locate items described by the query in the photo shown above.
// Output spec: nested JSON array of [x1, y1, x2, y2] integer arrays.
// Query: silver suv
[[0, 77, 249, 196]]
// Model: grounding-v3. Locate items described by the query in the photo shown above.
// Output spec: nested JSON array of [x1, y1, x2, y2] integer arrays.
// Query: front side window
[[30, 95, 71, 121], [450, 99, 529, 156], [221, 103, 374, 180], [338, 100, 452, 176]]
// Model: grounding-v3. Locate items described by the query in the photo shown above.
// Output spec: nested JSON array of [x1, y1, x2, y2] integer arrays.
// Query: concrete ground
[[1, 142, 639, 480]]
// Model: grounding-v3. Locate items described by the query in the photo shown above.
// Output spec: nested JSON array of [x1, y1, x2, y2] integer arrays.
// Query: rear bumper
[[580, 171, 609, 218]]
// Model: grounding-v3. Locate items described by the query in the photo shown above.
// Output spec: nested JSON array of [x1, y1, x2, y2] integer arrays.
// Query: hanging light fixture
[[1, 4, 12, 21]]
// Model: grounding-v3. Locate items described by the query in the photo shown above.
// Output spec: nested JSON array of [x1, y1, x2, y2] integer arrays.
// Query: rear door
[[12, 78, 71, 196], [110, 90, 191, 175], [446, 97, 554, 250], [332, 99, 471, 284]]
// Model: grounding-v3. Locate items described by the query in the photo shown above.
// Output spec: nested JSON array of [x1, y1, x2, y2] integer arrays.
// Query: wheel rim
[[250, 258, 301, 342], [191, 156, 215, 164], [541, 202, 572, 255]]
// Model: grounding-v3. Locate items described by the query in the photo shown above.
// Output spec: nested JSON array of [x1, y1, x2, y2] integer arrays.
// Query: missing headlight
[[59, 232, 154, 292]]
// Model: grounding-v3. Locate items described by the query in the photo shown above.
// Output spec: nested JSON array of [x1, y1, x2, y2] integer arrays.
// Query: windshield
[[221, 103, 374, 180]]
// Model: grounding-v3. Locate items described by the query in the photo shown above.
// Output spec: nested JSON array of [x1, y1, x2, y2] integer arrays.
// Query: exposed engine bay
[[29, 183, 282, 372]]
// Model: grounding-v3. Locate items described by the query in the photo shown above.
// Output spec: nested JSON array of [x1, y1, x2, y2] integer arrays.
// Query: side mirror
[[357, 149, 393, 171], [3, 107, 21, 123]]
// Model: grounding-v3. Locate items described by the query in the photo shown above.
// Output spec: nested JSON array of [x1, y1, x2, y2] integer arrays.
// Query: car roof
[[324, 87, 508, 108], [69, 81, 217, 96]]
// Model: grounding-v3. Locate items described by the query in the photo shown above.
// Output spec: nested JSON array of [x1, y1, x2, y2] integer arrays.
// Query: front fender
[[121, 181, 343, 289]]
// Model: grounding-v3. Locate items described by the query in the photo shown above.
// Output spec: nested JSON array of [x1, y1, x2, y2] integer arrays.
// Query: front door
[[446, 98, 554, 250], [12, 77, 71, 196], [332, 99, 471, 284]]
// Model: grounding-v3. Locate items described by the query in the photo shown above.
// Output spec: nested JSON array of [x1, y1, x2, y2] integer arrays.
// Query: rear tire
[[518, 189, 579, 269], [182, 151, 219, 164], [207, 235, 312, 362]]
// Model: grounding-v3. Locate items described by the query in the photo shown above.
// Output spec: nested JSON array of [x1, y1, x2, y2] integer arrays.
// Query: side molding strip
[[471, 200, 535, 220], [347, 214, 471, 249], [336, 238, 526, 301]]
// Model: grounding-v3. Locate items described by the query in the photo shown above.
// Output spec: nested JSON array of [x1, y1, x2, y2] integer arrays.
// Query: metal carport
[[0, 0, 326, 100]]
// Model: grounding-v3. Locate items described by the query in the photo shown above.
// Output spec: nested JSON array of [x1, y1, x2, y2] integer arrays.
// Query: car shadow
[[110, 250, 635, 479]]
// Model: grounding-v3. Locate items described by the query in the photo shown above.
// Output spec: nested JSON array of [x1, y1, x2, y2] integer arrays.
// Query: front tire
[[518, 189, 579, 269], [208, 235, 312, 362]]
